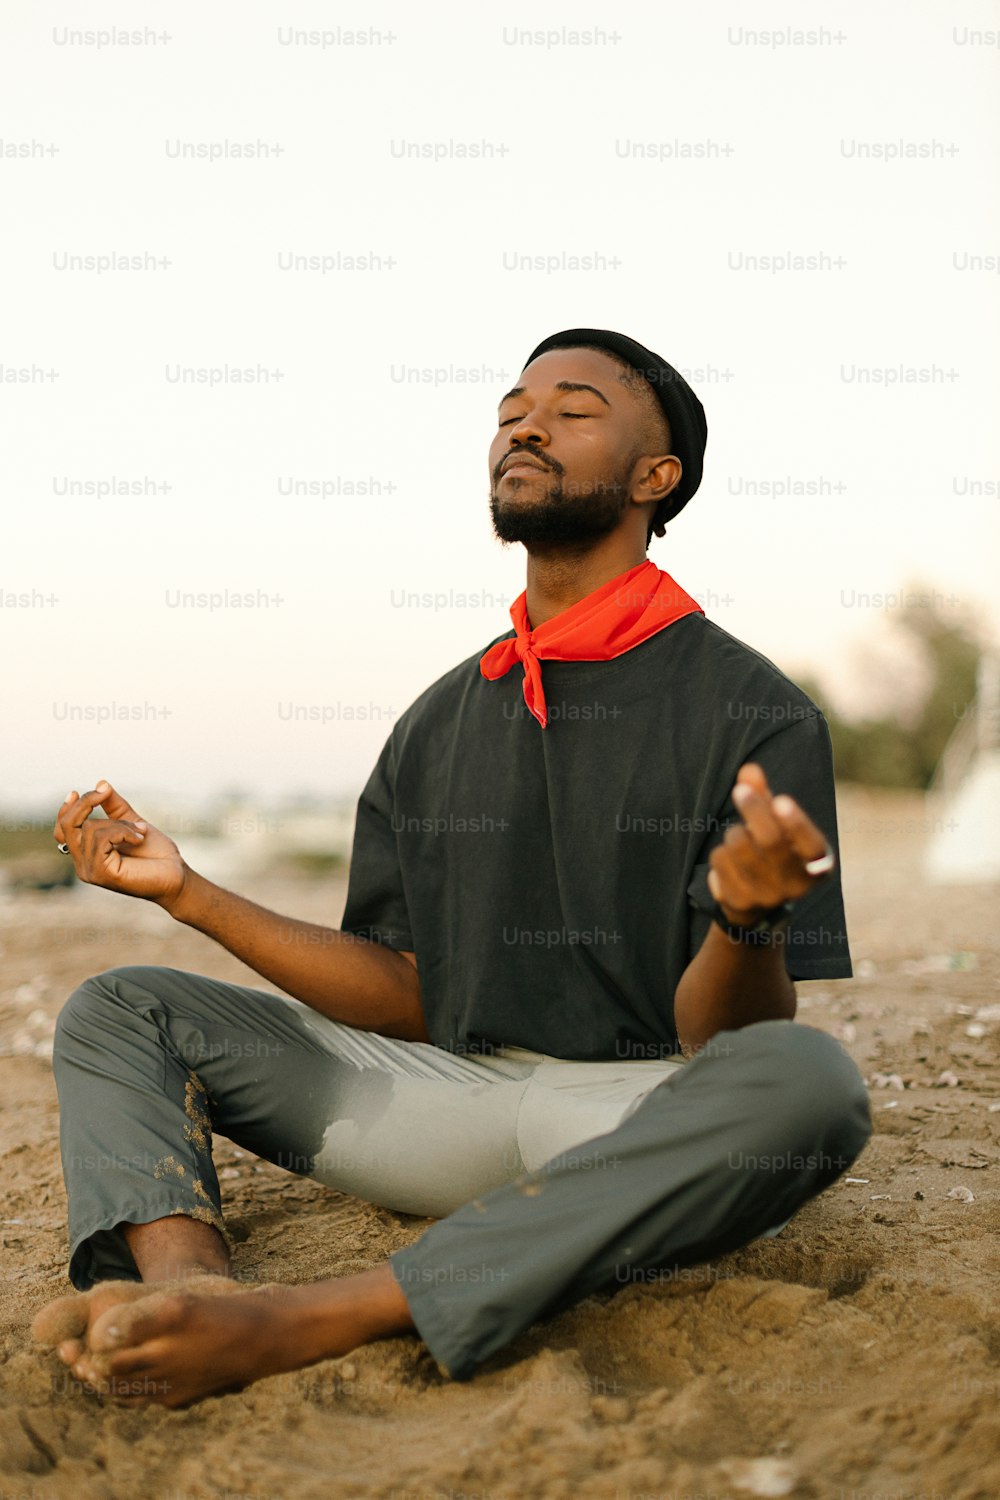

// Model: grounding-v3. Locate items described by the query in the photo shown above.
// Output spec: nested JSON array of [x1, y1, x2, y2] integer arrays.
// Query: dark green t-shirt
[[340, 612, 852, 1061]]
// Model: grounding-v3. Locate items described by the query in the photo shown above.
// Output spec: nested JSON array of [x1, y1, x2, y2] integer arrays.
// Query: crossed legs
[[35, 965, 871, 1404]]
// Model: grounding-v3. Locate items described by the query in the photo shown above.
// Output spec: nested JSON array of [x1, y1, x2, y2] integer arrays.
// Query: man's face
[[488, 346, 665, 547]]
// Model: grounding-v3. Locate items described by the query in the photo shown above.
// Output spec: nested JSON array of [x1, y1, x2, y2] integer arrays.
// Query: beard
[[489, 465, 632, 546]]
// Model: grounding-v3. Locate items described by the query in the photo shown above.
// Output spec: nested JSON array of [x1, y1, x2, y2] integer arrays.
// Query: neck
[[523, 538, 650, 629]]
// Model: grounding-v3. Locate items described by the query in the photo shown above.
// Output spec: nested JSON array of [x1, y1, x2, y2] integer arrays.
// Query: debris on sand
[[870, 1071, 905, 1090], [718, 1455, 798, 1496]]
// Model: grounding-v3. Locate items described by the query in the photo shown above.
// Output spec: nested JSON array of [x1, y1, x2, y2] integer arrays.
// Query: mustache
[[493, 449, 564, 481]]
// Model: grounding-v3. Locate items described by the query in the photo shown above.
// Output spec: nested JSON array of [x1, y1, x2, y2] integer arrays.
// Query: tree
[[798, 589, 984, 788]]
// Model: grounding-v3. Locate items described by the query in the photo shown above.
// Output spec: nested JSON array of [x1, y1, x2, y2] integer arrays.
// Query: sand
[[2, 784, 999, 1500]]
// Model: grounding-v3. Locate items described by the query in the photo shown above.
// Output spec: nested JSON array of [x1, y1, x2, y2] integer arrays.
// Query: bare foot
[[33, 1265, 414, 1409], [32, 1274, 251, 1405], [83, 1281, 317, 1406]]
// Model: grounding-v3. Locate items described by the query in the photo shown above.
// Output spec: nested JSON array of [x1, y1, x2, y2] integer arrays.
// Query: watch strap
[[711, 900, 794, 946]]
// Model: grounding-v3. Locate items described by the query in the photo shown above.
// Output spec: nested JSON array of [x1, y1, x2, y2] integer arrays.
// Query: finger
[[722, 822, 756, 864], [52, 789, 80, 844], [720, 824, 783, 889], [771, 795, 832, 869], [710, 848, 774, 913], [735, 762, 772, 799], [731, 781, 786, 852], [93, 780, 142, 825], [82, 827, 146, 886], [95, 824, 146, 859], [61, 787, 110, 839]]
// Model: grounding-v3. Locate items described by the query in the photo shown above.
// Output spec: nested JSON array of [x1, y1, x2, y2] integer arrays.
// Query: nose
[[505, 411, 550, 449]]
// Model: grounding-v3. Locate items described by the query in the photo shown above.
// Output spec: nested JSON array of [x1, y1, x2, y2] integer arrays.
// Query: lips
[[501, 453, 550, 475]]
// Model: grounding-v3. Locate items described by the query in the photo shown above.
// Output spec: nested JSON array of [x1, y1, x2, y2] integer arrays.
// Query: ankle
[[287, 1265, 415, 1366], [140, 1260, 232, 1284], [171, 1263, 232, 1282]]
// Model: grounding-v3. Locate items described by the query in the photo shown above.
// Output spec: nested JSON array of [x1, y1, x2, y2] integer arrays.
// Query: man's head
[[488, 330, 706, 553]]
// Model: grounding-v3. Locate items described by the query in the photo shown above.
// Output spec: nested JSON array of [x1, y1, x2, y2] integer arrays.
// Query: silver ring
[[57, 842, 70, 855], [804, 842, 835, 877]]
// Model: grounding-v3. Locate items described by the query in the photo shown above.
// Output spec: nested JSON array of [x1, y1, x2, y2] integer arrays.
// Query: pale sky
[[3, 0, 998, 812]]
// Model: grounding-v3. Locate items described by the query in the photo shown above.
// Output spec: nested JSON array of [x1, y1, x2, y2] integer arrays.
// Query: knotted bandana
[[480, 559, 704, 728]]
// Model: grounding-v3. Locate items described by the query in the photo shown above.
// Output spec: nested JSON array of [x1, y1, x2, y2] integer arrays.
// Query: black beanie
[[522, 328, 707, 524]]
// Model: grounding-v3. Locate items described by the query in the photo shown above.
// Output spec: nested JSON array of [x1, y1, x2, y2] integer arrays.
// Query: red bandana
[[479, 559, 704, 728]]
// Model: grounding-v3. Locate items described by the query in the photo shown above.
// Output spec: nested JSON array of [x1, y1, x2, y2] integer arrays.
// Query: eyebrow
[[498, 380, 612, 411]]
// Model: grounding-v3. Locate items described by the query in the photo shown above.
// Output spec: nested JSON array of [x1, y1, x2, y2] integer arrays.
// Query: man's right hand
[[54, 781, 188, 908]]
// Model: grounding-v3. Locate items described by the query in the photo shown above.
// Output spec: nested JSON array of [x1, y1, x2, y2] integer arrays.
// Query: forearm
[[159, 867, 428, 1042], [672, 922, 796, 1056]]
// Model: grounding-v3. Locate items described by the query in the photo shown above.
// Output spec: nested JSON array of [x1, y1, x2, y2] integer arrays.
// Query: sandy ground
[[1, 784, 999, 1500]]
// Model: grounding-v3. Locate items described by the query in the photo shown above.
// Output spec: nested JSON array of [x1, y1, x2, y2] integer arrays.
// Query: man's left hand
[[706, 762, 835, 926]]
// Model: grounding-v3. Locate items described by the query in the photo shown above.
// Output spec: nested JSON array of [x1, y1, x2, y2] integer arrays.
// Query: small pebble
[[721, 1456, 799, 1496], [946, 1186, 975, 1203]]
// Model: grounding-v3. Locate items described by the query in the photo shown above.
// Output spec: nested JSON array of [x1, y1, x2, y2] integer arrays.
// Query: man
[[34, 328, 871, 1408]]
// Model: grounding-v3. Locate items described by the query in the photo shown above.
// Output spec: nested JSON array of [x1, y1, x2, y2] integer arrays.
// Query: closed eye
[[498, 413, 592, 426]]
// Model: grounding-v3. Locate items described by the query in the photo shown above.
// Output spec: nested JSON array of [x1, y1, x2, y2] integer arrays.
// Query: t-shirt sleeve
[[685, 711, 853, 980], [338, 731, 415, 951]]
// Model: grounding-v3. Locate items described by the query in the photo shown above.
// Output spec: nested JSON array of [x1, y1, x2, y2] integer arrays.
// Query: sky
[[3, 0, 998, 813]]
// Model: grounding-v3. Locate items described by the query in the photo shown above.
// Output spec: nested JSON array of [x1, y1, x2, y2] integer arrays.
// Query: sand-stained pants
[[52, 964, 872, 1381]]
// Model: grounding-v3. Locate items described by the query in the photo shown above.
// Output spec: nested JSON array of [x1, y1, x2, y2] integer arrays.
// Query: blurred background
[[2, 0, 998, 903]]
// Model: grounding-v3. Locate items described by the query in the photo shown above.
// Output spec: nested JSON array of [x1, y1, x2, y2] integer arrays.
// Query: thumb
[[93, 779, 143, 825]]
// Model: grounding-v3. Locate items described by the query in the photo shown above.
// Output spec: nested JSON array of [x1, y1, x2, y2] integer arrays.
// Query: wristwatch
[[711, 900, 795, 946]]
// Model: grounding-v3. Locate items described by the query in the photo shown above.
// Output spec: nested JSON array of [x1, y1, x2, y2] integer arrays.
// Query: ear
[[632, 453, 682, 505]]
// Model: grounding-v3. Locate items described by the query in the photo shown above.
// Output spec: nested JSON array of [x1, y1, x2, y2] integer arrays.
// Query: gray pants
[[51, 965, 872, 1380]]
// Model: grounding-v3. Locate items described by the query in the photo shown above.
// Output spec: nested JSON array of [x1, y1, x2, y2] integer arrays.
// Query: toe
[[32, 1293, 89, 1346], [32, 1279, 149, 1347], [90, 1290, 190, 1353], [88, 1308, 129, 1354], [86, 1281, 156, 1326], [104, 1346, 156, 1377], [71, 1355, 97, 1387]]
